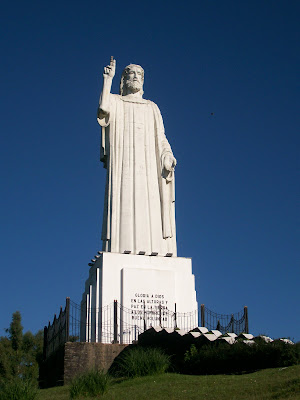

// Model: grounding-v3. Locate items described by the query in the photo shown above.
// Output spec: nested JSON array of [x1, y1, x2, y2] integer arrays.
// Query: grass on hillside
[[37, 364, 300, 400], [109, 346, 170, 378], [69, 370, 110, 398]]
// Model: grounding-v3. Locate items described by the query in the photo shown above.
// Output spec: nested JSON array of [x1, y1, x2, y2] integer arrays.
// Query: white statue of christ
[[97, 57, 177, 256]]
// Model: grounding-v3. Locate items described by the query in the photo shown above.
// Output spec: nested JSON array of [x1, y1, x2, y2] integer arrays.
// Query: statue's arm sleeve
[[97, 94, 113, 127], [152, 103, 173, 154], [97, 94, 115, 168], [152, 103, 176, 237], [152, 102, 175, 181]]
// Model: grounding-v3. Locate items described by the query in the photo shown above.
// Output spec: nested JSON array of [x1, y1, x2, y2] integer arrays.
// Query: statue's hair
[[119, 64, 144, 96]]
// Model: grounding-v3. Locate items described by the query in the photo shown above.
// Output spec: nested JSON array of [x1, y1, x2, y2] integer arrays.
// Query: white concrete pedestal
[[80, 252, 198, 343]]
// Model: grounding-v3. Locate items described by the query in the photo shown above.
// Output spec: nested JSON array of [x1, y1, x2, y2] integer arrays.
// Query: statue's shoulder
[[146, 99, 159, 109], [147, 99, 157, 106], [147, 100, 161, 114], [110, 93, 121, 101]]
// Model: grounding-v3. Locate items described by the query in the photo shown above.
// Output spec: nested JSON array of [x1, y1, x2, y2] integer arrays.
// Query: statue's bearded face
[[125, 66, 144, 93]]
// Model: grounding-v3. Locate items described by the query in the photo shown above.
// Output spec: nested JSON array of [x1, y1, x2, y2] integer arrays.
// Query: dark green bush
[[0, 378, 38, 400], [109, 346, 170, 378], [69, 370, 110, 399], [183, 341, 300, 375]]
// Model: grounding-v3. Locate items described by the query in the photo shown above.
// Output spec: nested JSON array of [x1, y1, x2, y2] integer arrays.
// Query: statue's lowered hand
[[163, 154, 176, 172], [103, 56, 116, 80]]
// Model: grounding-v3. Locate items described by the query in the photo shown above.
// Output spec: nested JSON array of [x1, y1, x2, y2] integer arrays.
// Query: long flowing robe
[[97, 93, 176, 256]]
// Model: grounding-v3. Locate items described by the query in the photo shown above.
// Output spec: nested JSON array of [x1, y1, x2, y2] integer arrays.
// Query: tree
[[0, 337, 14, 379], [0, 311, 43, 384], [8, 311, 23, 351]]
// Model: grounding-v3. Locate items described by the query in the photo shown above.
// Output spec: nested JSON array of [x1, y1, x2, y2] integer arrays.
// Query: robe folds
[[97, 93, 176, 256]]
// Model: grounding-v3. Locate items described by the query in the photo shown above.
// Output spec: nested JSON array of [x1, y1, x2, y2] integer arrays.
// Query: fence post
[[43, 326, 48, 360], [52, 315, 56, 355], [66, 297, 70, 342], [231, 314, 234, 333], [244, 306, 249, 333], [159, 303, 162, 327], [201, 304, 205, 327], [143, 301, 146, 332], [174, 303, 177, 329], [113, 300, 118, 343]]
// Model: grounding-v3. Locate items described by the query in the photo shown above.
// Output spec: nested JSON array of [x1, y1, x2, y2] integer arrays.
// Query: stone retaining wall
[[40, 342, 127, 387], [64, 342, 127, 384]]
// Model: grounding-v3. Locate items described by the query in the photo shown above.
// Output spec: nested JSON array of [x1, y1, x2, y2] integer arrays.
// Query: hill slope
[[38, 364, 300, 400]]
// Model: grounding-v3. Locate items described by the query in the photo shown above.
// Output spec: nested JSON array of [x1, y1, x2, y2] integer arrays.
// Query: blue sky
[[1, 1, 299, 341]]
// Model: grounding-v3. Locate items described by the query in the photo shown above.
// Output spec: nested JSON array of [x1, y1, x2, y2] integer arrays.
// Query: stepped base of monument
[[80, 252, 198, 343]]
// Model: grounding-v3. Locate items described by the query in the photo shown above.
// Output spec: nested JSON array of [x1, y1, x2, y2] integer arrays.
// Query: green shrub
[[183, 341, 300, 375], [0, 378, 38, 400], [69, 370, 110, 399], [109, 346, 170, 378]]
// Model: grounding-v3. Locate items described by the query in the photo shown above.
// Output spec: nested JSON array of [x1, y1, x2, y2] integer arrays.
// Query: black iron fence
[[116, 302, 198, 344], [43, 298, 70, 359], [44, 299, 248, 359], [81, 300, 198, 344], [200, 304, 249, 335]]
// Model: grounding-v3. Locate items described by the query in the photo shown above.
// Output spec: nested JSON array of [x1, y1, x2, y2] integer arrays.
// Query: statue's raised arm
[[98, 56, 116, 117]]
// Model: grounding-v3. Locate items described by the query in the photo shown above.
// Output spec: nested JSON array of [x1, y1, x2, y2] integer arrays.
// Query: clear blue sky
[[1, 1, 299, 341]]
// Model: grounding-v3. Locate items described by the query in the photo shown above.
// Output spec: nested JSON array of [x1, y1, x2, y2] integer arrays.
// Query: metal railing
[[200, 304, 249, 334], [44, 299, 248, 358]]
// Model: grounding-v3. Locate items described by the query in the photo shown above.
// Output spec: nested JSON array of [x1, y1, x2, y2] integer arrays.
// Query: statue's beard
[[126, 80, 142, 94]]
